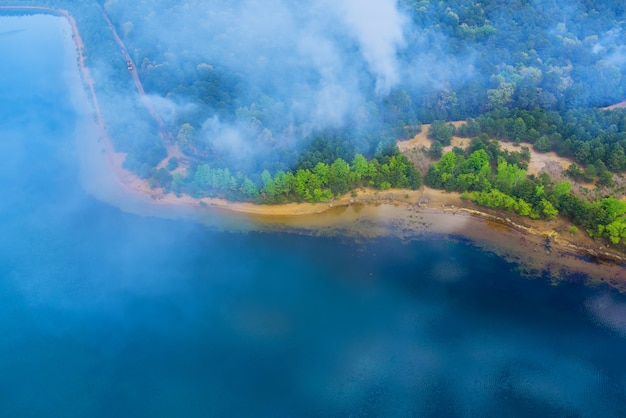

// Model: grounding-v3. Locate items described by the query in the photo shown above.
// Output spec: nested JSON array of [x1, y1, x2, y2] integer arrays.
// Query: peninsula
[[2, 1, 626, 290]]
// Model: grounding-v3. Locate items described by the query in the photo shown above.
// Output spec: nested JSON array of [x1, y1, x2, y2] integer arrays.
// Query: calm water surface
[[1, 14, 625, 417]]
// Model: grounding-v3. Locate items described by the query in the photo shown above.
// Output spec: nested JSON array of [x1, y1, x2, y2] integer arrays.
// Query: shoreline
[[92, 160, 626, 290], [3, 7, 626, 290]]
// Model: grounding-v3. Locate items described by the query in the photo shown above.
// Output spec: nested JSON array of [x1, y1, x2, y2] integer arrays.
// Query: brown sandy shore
[[4, 7, 626, 290]]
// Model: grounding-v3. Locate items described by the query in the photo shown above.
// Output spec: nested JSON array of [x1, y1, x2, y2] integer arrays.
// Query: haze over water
[[1, 14, 626, 417]]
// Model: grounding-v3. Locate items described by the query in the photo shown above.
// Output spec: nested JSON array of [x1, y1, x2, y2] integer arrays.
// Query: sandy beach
[[88, 116, 626, 290], [3, 6, 625, 290], [90, 145, 626, 291], [67, 3, 626, 290]]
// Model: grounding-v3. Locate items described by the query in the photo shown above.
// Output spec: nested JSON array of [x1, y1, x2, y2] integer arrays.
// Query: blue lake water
[[1, 13, 626, 417]]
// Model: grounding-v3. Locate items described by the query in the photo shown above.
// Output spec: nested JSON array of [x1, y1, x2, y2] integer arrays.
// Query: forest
[[2, 0, 626, 246], [423, 132, 626, 245]]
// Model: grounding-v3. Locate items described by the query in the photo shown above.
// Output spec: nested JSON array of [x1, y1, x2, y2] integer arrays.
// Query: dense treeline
[[166, 152, 421, 204], [425, 136, 626, 245], [399, 0, 626, 119], [559, 194, 626, 245], [98, 0, 626, 185], [423, 121, 626, 245], [1, 0, 421, 204], [457, 107, 626, 185], [100, 0, 425, 177], [424, 137, 560, 220], [20, 1, 626, 183], [5, 0, 626, 247]]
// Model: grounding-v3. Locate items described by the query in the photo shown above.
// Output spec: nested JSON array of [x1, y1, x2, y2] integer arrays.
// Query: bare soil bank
[[103, 162, 626, 291]]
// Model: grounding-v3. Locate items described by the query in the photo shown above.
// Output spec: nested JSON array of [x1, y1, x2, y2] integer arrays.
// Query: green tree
[[176, 123, 196, 154], [605, 220, 626, 244], [328, 158, 352, 195], [428, 120, 456, 146], [261, 169, 277, 202], [351, 154, 369, 181], [607, 144, 626, 171], [552, 181, 571, 199], [534, 135, 551, 152], [495, 157, 526, 194], [312, 162, 330, 186], [240, 177, 259, 199], [429, 140, 443, 158], [539, 199, 558, 220]]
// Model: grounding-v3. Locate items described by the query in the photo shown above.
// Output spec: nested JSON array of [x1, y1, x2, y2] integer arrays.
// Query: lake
[[1, 13, 626, 417]]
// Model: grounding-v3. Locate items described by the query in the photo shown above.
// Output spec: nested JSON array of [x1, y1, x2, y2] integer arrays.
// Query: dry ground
[[398, 122, 574, 176]]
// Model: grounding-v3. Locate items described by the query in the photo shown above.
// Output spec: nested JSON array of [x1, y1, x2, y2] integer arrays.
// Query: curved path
[[2, 6, 626, 289], [96, 4, 174, 142], [0, 5, 173, 143]]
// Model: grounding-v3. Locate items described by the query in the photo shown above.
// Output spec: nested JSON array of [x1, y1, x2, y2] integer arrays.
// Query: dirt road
[[96, 4, 174, 142]]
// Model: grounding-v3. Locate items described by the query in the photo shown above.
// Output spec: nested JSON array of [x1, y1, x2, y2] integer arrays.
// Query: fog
[[91, 0, 626, 176], [2, 9, 626, 416], [98, 0, 444, 170]]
